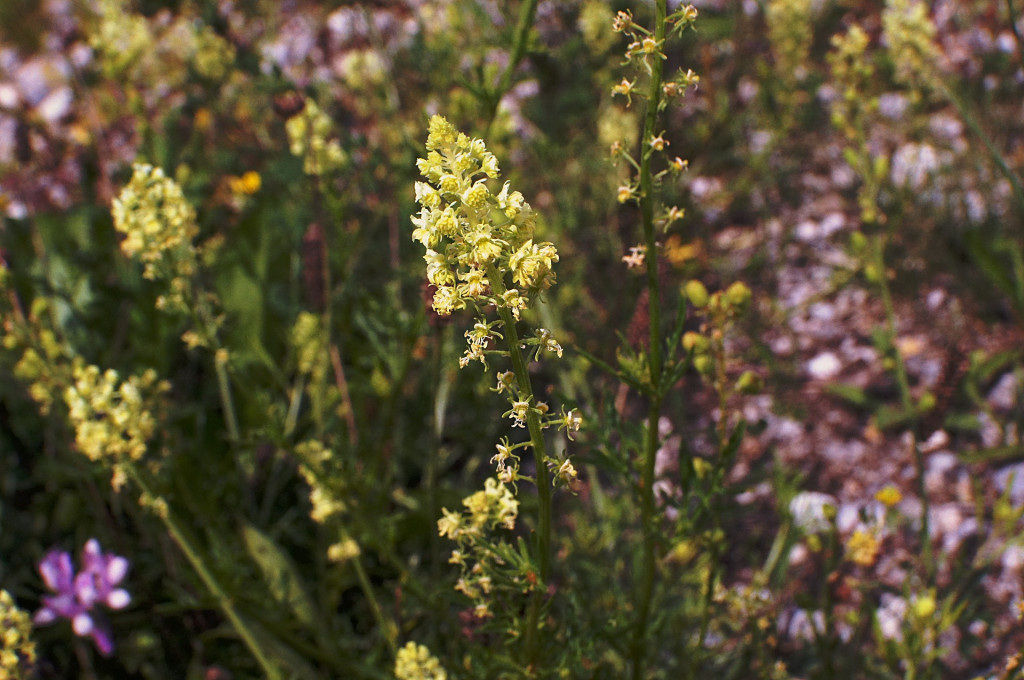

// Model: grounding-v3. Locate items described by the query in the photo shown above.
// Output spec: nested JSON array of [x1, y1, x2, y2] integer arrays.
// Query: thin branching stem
[[633, 2, 669, 678], [488, 265, 552, 671], [871, 240, 933, 583], [484, 0, 540, 134], [126, 466, 283, 680]]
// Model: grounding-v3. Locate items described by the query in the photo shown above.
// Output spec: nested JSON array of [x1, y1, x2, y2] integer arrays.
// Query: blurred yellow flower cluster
[[438, 477, 518, 541], [394, 641, 447, 680], [0, 590, 35, 680], [112, 163, 199, 312], [882, 0, 942, 93], [286, 100, 347, 177], [64, 363, 167, 489]]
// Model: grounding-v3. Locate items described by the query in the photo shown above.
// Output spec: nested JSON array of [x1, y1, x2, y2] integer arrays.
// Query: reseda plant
[[411, 113, 579, 673]]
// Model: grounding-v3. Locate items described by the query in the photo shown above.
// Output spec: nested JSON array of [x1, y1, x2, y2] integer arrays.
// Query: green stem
[[1003, 0, 1024, 89], [632, 3, 669, 679], [484, 0, 540, 133], [872, 240, 932, 582], [940, 83, 1024, 217], [126, 467, 283, 680], [345, 530, 400, 659], [488, 266, 552, 672], [213, 350, 241, 443]]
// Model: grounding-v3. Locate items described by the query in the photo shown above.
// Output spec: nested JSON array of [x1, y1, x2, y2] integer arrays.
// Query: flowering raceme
[[63, 363, 168, 489], [412, 115, 558, 317], [112, 163, 199, 312]]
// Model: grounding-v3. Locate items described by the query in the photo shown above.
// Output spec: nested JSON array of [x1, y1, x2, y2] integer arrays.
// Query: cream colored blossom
[[286, 100, 347, 176], [394, 641, 447, 680], [63, 363, 167, 487], [412, 115, 557, 316]]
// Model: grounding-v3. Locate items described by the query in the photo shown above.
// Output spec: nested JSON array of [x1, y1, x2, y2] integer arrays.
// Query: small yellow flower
[[437, 509, 462, 539], [508, 400, 531, 428], [612, 78, 636, 105], [612, 10, 634, 32], [912, 592, 937, 620], [326, 539, 360, 563], [622, 245, 646, 268], [846, 529, 880, 566], [194, 107, 213, 131], [649, 134, 669, 151], [228, 171, 261, 196], [562, 409, 583, 437], [554, 458, 578, 487], [875, 485, 902, 507]]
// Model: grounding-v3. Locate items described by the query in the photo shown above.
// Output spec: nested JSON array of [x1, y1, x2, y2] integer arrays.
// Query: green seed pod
[[682, 331, 708, 353], [849, 231, 868, 255], [684, 279, 709, 308], [735, 370, 762, 394], [694, 354, 714, 376], [724, 281, 751, 310]]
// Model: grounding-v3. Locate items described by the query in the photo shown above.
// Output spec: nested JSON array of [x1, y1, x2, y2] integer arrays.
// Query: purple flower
[[34, 538, 131, 656]]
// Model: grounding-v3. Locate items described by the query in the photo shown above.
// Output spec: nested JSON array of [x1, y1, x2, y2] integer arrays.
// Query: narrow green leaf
[[241, 522, 318, 629], [825, 382, 872, 408]]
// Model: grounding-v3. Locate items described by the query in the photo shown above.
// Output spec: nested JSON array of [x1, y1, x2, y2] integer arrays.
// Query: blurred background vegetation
[[3, 0, 1024, 678]]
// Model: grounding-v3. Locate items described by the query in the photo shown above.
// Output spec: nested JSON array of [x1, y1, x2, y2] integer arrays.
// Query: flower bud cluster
[[63, 363, 168, 489], [89, 0, 152, 79], [89, 0, 234, 89], [613, 5, 699, 70], [293, 440, 360, 563], [437, 477, 522, 617], [412, 115, 557, 317], [286, 100, 347, 177], [9, 332, 67, 415], [828, 26, 888, 224], [882, 0, 942, 93], [394, 641, 447, 680], [112, 164, 199, 312], [290, 312, 328, 377], [682, 280, 759, 394], [0, 590, 35, 679], [828, 26, 876, 136], [766, 0, 814, 90], [294, 440, 348, 525], [192, 25, 236, 81], [438, 478, 519, 542]]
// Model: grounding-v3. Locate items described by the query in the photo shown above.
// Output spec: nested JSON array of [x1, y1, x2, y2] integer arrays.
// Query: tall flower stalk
[[609, 4, 700, 677], [411, 115, 578, 670]]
